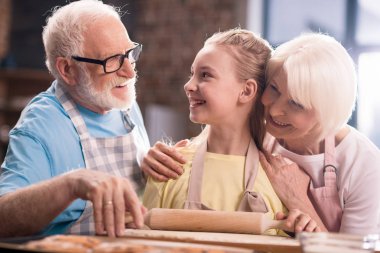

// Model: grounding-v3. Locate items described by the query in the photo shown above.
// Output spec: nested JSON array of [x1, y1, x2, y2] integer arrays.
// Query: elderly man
[[0, 0, 149, 237]]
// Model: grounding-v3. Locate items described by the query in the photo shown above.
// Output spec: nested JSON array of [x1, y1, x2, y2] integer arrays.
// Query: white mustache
[[109, 77, 136, 88]]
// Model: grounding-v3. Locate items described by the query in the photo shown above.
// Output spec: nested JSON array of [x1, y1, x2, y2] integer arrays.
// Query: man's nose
[[117, 59, 136, 78]]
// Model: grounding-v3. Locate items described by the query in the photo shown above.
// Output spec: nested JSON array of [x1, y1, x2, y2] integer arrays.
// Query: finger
[[103, 191, 115, 237], [272, 154, 290, 167], [283, 157, 294, 165], [143, 153, 181, 179], [141, 163, 169, 182], [285, 209, 301, 229], [304, 219, 318, 232], [124, 211, 134, 224], [294, 214, 312, 232], [174, 139, 190, 148], [259, 152, 273, 174], [141, 205, 148, 215], [113, 184, 126, 237], [91, 189, 105, 235], [125, 205, 148, 229], [275, 211, 287, 220], [156, 142, 187, 165], [124, 183, 144, 228]]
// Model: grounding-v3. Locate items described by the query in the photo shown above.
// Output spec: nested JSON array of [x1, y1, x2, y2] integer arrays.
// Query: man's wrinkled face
[[74, 16, 138, 112], [76, 67, 136, 111]]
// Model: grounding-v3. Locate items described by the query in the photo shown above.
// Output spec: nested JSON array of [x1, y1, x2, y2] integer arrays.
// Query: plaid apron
[[54, 83, 145, 234]]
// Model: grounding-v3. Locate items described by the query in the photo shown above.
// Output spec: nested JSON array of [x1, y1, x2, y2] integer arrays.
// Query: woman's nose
[[268, 99, 286, 116]]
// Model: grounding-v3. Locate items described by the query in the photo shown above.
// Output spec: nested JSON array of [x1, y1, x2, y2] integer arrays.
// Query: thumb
[[175, 139, 190, 148], [275, 211, 287, 220]]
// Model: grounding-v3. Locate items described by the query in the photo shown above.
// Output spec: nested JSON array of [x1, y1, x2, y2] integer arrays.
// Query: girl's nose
[[184, 78, 196, 93]]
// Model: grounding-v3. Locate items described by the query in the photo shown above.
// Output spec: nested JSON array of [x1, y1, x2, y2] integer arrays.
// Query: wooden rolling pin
[[125, 208, 290, 234]]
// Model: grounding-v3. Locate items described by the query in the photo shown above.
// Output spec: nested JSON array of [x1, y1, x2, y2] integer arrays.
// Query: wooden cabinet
[[0, 68, 53, 159]]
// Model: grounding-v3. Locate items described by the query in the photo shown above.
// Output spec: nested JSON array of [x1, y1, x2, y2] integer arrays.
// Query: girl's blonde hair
[[189, 28, 273, 151]]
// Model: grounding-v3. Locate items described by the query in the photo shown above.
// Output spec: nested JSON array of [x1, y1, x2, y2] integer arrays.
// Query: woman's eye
[[269, 84, 279, 93], [188, 71, 194, 79], [290, 100, 304, 110]]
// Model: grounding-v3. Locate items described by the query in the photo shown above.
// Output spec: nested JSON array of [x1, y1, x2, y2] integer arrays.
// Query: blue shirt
[[0, 81, 150, 235]]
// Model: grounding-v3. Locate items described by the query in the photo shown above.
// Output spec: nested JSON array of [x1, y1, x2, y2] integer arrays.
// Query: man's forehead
[[82, 17, 133, 57]]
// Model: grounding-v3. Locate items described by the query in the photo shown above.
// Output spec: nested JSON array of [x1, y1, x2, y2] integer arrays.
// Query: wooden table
[[0, 234, 255, 253], [124, 229, 380, 253], [0, 230, 378, 253], [125, 229, 300, 253]]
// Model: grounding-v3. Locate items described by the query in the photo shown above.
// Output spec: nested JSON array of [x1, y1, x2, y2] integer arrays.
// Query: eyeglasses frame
[[71, 42, 142, 74]]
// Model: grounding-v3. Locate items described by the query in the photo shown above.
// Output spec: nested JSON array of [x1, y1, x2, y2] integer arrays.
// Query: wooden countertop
[[124, 229, 300, 253], [0, 230, 378, 253]]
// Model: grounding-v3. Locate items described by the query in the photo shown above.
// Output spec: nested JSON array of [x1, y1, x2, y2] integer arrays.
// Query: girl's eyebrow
[[197, 65, 216, 73]]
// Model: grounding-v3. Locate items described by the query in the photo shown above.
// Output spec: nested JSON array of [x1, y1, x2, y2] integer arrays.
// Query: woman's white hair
[[42, 0, 121, 82], [266, 33, 357, 140]]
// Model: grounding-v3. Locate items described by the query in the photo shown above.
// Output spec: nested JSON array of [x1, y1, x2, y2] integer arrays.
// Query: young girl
[[143, 28, 318, 235]]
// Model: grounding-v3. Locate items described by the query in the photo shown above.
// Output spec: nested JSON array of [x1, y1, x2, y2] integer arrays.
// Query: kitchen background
[[0, 0, 379, 159]]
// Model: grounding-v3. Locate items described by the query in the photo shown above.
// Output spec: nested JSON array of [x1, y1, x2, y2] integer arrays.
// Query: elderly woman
[[142, 33, 380, 235]]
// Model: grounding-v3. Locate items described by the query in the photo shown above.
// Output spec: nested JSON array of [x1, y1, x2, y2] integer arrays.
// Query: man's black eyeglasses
[[71, 43, 142, 74]]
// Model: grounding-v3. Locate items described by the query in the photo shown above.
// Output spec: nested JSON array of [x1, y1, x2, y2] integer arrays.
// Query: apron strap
[[323, 135, 338, 188], [185, 139, 258, 206], [185, 141, 207, 205], [308, 134, 342, 232], [55, 82, 91, 140], [244, 140, 260, 191], [56, 84, 136, 139]]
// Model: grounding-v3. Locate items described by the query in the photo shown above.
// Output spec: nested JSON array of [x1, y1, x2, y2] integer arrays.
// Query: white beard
[[76, 71, 136, 111]]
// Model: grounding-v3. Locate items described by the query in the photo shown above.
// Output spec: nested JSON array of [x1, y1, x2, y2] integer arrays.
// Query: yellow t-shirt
[[143, 147, 288, 236]]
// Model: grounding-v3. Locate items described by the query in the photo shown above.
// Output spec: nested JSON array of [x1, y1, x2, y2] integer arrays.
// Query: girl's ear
[[239, 78, 258, 103], [55, 57, 79, 86]]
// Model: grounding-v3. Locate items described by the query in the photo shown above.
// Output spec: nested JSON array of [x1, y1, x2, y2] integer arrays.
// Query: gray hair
[[42, 0, 121, 81], [266, 33, 357, 140]]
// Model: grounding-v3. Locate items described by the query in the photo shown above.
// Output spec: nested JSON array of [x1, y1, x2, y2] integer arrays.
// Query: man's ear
[[55, 57, 78, 86], [239, 78, 258, 103]]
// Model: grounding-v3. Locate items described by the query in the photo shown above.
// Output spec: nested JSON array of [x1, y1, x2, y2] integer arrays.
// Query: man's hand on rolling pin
[[276, 209, 321, 233], [141, 140, 189, 181], [64, 169, 146, 237]]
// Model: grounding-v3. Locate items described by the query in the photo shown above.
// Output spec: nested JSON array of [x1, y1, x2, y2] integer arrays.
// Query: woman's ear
[[239, 78, 258, 103], [55, 57, 78, 86]]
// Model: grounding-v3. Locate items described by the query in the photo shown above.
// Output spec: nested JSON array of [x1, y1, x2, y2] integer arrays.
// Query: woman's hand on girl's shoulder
[[259, 152, 310, 209]]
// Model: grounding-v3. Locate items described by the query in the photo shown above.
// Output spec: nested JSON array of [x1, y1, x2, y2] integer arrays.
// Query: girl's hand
[[277, 210, 321, 233], [260, 152, 328, 231]]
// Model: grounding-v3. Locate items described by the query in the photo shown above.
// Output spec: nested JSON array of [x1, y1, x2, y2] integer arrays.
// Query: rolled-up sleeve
[[0, 130, 51, 196]]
